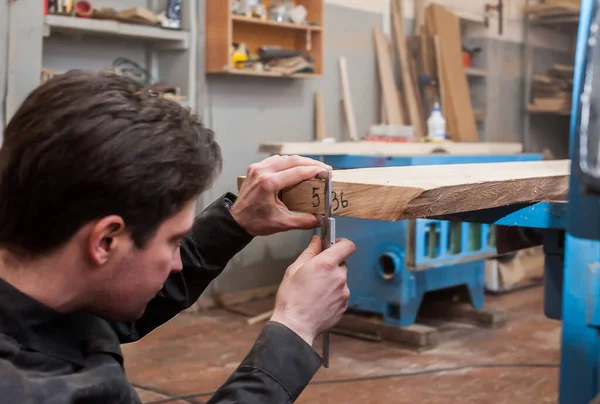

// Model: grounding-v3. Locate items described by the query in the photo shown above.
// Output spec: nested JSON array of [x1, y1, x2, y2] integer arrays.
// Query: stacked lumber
[[529, 64, 574, 113], [374, 2, 478, 142]]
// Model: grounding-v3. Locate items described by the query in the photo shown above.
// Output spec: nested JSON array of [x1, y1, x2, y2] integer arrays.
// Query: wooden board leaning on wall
[[237, 160, 569, 221]]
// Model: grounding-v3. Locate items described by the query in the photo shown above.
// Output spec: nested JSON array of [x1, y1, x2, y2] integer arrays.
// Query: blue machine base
[[348, 261, 485, 327], [338, 216, 485, 327]]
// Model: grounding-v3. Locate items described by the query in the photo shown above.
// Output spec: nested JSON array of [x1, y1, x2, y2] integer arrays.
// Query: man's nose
[[172, 248, 183, 273]]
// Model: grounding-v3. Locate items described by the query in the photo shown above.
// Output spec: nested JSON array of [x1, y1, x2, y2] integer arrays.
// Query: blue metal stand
[[335, 216, 486, 326]]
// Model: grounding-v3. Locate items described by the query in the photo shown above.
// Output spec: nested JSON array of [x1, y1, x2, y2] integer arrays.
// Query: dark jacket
[[0, 193, 322, 403]]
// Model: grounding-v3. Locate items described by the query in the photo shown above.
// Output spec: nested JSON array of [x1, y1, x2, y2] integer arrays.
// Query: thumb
[[287, 235, 322, 276]]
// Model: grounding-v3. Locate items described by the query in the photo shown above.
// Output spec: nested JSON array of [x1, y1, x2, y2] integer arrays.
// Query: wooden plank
[[339, 57, 359, 141], [407, 36, 426, 135], [314, 92, 326, 140], [335, 313, 440, 349], [420, 301, 507, 329], [524, 3, 580, 17], [238, 160, 569, 221], [427, 4, 478, 142], [415, 0, 425, 33], [258, 141, 524, 156], [391, 0, 424, 137], [419, 32, 436, 115], [432, 35, 451, 129], [373, 26, 405, 125]]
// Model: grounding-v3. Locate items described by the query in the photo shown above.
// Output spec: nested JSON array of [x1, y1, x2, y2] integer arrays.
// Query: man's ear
[[88, 215, 127, 266]]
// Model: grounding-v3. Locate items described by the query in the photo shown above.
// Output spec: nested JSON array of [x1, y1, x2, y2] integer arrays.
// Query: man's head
[[0, 70, 221, 320]]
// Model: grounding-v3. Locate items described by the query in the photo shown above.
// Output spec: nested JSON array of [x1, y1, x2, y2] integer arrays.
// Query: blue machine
[[299, 154, 543, 327], [398, 1, 600, 400]]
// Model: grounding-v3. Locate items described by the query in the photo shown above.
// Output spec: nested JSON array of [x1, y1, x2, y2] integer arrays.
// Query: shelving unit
[[521, 1, 580, 151], [205, 0, 324, 78], [43, 14, 190, 49], [5, 0, 197, 126]]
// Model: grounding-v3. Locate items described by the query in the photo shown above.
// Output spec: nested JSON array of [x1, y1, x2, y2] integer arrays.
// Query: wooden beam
[[237, 160, 569, 221], [391, 0, 425, 137], [339, 57, 359, 141], [314, 92, 326, 140], [427, 4, 478, 142], [258, 141, 524, 156], [373, 26, 405, 125]]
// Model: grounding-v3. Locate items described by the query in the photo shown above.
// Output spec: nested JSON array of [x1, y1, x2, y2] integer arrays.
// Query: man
[[0, 70, 356, 403]]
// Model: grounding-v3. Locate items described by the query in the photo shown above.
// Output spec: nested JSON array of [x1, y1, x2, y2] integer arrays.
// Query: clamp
[[316, 170, 335, 368]]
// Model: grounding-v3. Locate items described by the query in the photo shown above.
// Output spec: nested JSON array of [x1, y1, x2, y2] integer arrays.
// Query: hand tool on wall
[[316, 170, 335, 368]]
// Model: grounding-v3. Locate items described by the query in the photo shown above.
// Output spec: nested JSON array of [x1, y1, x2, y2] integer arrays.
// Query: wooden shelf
[[213, 68, 321, 78], [232, 14, 322, 31], [524, 3, 580, 26], [527, 105, 571, 115], [43, 14, 190, 49], [206, 1, 323, 77]]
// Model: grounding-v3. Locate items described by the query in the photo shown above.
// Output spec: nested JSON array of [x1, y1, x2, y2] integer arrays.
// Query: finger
[[269, 166, 327, 191], [259, 155, 332, 173], [309, 238, 356, 268], [287, 235, 322, 275], [281, 212, 321, 231]]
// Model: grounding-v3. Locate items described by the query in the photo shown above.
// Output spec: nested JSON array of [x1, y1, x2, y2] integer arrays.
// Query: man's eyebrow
[[172, 226, 193, 240]]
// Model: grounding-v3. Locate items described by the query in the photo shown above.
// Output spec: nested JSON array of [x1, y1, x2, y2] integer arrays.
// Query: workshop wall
[[197, 2, 382, 294]]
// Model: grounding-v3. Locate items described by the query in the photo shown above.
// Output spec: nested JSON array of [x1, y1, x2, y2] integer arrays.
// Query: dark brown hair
[[0, 69, 221, 256]]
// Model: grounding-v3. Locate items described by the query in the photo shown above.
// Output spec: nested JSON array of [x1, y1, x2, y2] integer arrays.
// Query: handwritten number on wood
[[331, 191, 340, 211], [341, 191, 349, 208], [312, 187, 320, 207], [312, 187, 350, 211]]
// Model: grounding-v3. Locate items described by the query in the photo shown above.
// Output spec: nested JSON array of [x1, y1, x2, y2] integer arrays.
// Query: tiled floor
[[123, 286, 560, 403]]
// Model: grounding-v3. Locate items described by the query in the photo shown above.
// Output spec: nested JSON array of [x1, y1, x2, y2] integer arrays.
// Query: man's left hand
[[230, 155, 332, 236]]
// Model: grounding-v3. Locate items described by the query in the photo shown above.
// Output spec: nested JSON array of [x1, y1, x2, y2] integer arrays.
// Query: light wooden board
[[237, 160, 569, 221], [314, 92, 326, 140], [339, 57, 359, 141], [427, 4, 478, 142], [373, 26, 405, 125], [391, 0, 424, 137], [258, 141, 524, 156]]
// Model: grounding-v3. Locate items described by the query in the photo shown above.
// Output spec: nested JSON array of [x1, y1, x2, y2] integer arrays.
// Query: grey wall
[[199, 4, 382, 294]]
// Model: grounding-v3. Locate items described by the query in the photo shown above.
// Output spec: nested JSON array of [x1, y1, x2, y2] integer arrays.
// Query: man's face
[[87, 201, 196, 322]]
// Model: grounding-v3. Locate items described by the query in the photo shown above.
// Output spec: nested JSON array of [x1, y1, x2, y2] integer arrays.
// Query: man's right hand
[[270, 235, 356, 346]]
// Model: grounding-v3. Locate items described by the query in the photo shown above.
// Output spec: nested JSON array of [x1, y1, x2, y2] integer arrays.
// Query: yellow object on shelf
[[231, 43, 249, 68]]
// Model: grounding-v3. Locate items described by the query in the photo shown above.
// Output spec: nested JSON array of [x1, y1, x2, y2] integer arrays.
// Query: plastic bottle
[[427, 102, 446, 141]]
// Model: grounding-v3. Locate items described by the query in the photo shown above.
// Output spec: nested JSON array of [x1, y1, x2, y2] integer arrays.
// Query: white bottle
[[427, 102, 446, 141]]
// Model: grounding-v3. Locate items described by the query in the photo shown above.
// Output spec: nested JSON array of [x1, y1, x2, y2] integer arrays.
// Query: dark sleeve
[[113, 193, 254, 342], [207, 322, 323, 404], [0, 339, 141, 404]]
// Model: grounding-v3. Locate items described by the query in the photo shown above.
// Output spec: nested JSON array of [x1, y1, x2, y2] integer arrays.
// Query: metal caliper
[[316, 170, 335, 368]]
